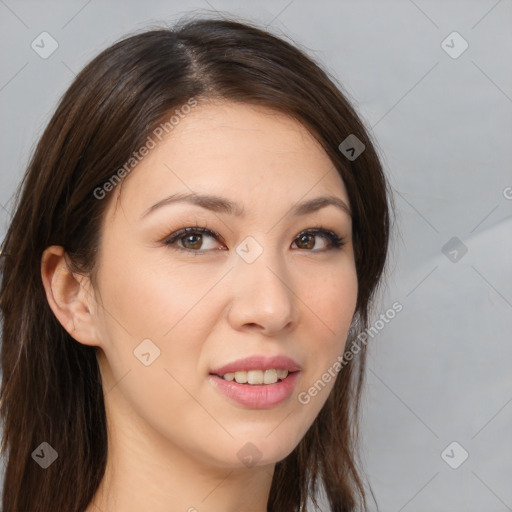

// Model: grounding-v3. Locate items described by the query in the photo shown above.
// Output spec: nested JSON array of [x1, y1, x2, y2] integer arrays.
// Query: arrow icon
[[338, 135, 365, 161], [440, 32, 468, 59], [236, 236, 263, 263], [31, 441, 58, 468], [441, 441, 469, 469], [134, 339, 160, 366], [31, 32, 59, 59], [442, 236, 468, 263]]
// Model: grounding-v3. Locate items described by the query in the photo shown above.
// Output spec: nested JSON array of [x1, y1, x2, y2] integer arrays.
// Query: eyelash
[[163, 225, 345, 254]]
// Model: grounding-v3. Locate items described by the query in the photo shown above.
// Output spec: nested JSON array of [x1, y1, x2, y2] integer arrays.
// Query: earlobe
[[40, 245, 100, 347]]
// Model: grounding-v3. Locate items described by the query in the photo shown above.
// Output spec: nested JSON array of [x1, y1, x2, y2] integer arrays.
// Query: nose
[[226, 242, 298, 336]]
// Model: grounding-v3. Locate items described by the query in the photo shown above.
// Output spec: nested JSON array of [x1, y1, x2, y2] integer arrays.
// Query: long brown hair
[[0, 15, 391, 512]]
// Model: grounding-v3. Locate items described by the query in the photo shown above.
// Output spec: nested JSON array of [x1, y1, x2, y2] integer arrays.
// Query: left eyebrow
[[291, 195, 351, 217], [140, 192, 351, 220]]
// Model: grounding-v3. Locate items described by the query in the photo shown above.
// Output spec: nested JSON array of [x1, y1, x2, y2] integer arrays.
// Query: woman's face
[[89, 100, 358, 469]]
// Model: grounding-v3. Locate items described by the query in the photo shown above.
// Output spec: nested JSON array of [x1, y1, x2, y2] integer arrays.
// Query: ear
[[41, 245, 100, 347]]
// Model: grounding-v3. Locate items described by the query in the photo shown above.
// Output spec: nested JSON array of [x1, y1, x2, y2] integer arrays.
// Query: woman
[[0, 16, 391, 512]]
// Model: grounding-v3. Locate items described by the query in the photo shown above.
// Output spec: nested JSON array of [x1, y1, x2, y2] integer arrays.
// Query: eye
[[164, 227, 224, 252], [292, 228, 345, 251], [163, 226, 345, 254]]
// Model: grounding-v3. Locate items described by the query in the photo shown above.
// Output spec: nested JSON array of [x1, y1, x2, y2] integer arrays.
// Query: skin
[[41, 101, 358, 512]]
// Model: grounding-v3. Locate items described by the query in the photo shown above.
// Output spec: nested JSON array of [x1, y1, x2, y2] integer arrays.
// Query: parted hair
[[0, 16, 391, 512]]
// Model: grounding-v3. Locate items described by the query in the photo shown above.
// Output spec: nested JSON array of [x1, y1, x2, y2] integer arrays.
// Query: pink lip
[[208, 371, 300, 409], [210, 355, 302, 375], [209, 355, 302, 409]]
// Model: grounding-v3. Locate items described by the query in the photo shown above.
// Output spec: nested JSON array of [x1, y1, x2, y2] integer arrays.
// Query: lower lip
[[209, 372, 300, 409]]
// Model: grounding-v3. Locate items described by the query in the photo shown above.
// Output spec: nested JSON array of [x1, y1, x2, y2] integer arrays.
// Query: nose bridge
[[227, 234, 296, 333]]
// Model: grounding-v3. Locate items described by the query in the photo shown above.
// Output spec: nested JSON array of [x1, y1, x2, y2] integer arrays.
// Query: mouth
[[211, 368, 297, 385], [210, 354, 301, 377], [208, 355, 302, 409]]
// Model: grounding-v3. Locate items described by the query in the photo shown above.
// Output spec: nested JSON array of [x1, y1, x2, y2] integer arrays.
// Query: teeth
[[263, 369, 277, 384], [247, 370, 264, 384], [234, 371, 247, 383], [221, 369, 289, 384], [276, 369, 288, 380]]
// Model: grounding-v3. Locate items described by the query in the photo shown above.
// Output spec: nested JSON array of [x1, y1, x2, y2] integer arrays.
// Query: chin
[[227, 435, 301, 469]]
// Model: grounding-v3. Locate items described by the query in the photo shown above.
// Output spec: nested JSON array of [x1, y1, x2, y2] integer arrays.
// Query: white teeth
[[221, 369, 289, 384], [276, 369, 288, 380], [263, 369, 277, 384], [234, 371, 248, 383], [247, 370, 264, 384]]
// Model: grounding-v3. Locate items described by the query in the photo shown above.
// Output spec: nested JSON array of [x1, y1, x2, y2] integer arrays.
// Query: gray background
[[1, 1, 511, 510]]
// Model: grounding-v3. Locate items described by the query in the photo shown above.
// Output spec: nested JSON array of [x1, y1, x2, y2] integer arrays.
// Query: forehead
[[107, 101, 349, 222]]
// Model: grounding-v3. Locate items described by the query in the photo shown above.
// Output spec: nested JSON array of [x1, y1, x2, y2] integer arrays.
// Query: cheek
[[299, 261, 358, 334], [297, 263, 357, 393], [94, 245, 223, 397], [93, 248, 214, 426], [97, 244, 219, 341]]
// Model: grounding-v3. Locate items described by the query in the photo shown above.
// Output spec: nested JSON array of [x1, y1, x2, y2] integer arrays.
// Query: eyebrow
[[140, 192, 351, 220]]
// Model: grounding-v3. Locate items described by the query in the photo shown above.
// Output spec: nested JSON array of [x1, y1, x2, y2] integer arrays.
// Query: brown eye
[[292, 229, 345, 251], [181, 233, 203, 250], [295, 233, 316, 250], [164, 227, 223, 252], [164, 226, 344, 254]]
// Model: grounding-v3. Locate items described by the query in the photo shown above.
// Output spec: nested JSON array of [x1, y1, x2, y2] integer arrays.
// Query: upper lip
[[210, 355, 302, 375]]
